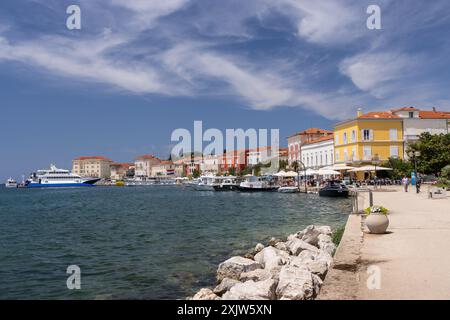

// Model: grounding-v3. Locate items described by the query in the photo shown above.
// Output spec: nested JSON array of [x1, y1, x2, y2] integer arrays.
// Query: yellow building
[[334, 108, 404, 168]]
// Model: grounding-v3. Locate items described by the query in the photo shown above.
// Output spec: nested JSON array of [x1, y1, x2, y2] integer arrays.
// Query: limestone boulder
[[276, 265, 320, 300], [289, 251, 328, 278], [254, 246, 290, 272], [274, 241, 288, 252], [217, 256, 262, 282], [285, 238, 319, 256], [240, 268, 271, 282], [318, 234, 336, 255], [213, 278, 240, 296], [255, 243, 265, 253], [192, 288, 220, 300], [222, 279, 278, 300]]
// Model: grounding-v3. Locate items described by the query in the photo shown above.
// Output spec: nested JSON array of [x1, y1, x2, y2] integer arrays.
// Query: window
[[362, 129, 373, 141], [390, 146, 399, 158], [389, 128, 397, 141], [363, 146, 372, 160], [409, 112, 414, 118], [344, 149, 348, 161], [335, 151, 340, 161], [351, 148, 356, 160], [343, 132, 348, 144], [351, 130, 356, 142], [335, 134, 339, 145]]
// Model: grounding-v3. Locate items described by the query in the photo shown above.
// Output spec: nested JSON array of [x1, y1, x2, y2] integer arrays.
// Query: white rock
[[274, 241, 288, 252], [290, 252, 328, 278], [316, 250, 334, 268], [255, 243, 265, 253], [298, 225, 322, 246], [318, 234, 336, 255], [193, 288, 220, 300], [287, 234, 297, 241], [285, 238, 319, 256], [217, 256, 262, 281], [254, 246, 290, 272], [213, 278, 240, 296], [222, 279, 278, 300], [316, 226, 332, 236], [276, 265, 318, 300], [240, 268, 271, 282]]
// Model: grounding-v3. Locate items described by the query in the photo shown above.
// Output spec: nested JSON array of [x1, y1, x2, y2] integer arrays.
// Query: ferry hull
[[26, 178, 101, 188]]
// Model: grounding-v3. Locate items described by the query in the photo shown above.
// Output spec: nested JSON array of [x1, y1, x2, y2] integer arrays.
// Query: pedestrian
[[416, 176, 422, 194], [405, 176, 409, 192]]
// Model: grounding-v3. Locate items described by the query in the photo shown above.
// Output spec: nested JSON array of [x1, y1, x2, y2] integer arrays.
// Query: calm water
[[0, 185, 351, 299]]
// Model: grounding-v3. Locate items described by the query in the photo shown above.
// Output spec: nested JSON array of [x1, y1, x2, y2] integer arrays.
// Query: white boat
[[193, 176, 219, 191], [5, 178, 18, 188], [25, 164, 100, 188], [238, 175, 279, 192], [213, 176, 240, 191], [278, 186, 299, 193]]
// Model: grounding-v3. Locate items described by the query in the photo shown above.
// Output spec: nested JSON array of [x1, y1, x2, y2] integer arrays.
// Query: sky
[[1, 0, 450, 180]]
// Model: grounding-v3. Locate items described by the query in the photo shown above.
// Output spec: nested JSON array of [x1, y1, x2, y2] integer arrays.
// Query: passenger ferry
[[5, 178, 18, 188], [25, 164, 101, 188]]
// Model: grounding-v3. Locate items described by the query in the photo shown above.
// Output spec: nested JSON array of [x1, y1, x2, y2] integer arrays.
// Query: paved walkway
[[319, 186, 450, 300]]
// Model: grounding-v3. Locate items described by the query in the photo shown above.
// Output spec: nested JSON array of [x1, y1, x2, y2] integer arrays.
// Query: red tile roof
[[391, 106, 420, 112], [74, 156, 112, 161], [135, 154, 161, 161], [302, 134, 334, 145], [358, 112, 400, 119], [288, 128, 333, 138], [419, 111, 450, 119]]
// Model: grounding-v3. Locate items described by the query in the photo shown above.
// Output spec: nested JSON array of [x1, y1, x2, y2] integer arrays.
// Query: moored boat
[[213, 176, 239, 191], [278, 186, 299, 193], [238, 175, 279, 192], [5, 178, 18, 188], [25, 164, 100, 188], [193, 176, 219, 191], [318, 181, 349, 197]]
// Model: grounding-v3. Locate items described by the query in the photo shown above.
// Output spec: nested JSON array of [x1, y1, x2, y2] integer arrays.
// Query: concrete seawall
[[319, 186, 450, 300]]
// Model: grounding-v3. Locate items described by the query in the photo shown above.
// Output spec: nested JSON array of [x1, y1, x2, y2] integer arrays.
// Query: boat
[[278, 186, 299, 193], [193, 176, 219, 191], [5, 178, 18, 188], [318, 181, 350, 197], [213, 176, 239, 191], [25, 164, 100, 188], [237, 175, 279, 192]]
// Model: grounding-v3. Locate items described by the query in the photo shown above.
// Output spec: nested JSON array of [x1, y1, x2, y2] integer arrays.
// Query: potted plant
[[364, 205, 389, 234]]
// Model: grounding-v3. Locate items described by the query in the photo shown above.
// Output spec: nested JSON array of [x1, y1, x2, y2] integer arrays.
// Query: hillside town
[[71, 107, 450, 183]]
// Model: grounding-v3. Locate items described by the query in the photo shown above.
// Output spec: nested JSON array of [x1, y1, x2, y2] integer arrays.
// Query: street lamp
[[408, 150, 421, 178], [296, 160, 307, 193], [372, 154, 381, 188]]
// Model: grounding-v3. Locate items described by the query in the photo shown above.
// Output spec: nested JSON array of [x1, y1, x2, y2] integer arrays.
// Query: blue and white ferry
[[25, 164, 100, 188]]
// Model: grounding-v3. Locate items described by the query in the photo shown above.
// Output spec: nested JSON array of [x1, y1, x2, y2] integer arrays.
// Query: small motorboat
[[318, 181, 349, 197], [238, 175, 279, 192], [5, 178, 18, 188], [278, 186, 299, 193], [213, 176, 239, 191]]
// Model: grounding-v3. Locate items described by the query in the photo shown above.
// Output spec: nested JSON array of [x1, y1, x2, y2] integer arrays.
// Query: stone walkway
[[319, 186, 450, 300]]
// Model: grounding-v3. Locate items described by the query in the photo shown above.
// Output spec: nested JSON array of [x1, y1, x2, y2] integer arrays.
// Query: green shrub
[[331, 226, 345, 247]]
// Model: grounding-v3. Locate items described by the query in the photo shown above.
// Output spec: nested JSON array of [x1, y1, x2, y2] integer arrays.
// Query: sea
[[0, 185, 351, 299]]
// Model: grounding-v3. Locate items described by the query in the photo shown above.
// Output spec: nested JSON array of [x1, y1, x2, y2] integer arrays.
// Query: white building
[[72, 156, 113, 179], [390, 107, 449, 158], [287, 128, 333, 166], [134, 154, 161, 178], [300, 135, 334, 169], [200, 155, 221, 174]]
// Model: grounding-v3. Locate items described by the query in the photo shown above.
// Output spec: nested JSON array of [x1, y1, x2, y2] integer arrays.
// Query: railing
[[350, 188, 373, 214]]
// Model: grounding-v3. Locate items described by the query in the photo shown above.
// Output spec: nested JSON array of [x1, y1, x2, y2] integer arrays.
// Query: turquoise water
[[0, 186, 350, 299]]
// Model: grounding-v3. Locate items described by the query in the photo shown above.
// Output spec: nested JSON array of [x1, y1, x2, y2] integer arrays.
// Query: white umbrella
[[274, 170, 287, 177], [317, 169, 341, 176], [284, 171, 299, 177], [322, 164, 355, 171], [349, 165, 393, 172], [299, 168, 318, 176]]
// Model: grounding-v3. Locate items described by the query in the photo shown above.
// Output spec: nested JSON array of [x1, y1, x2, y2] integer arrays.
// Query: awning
[[349, 165, 393, 172], [317, 169, 341, 176]]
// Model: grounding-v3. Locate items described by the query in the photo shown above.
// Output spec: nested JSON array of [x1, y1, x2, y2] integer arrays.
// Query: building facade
[[72, 156, 113, 179], [334, 109, 404, 165], [300, 135, 334, 169], [134, 155, 161, 178], [110, 163, 133, 181], [247, 147, 288, 166], [287, 128, 333, 166], [151, 160, 179, 177]]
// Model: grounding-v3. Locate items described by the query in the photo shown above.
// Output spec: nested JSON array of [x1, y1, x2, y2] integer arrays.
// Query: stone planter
[[365, 213, 389, 234]]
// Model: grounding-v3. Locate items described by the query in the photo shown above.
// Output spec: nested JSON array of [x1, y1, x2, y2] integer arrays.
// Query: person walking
[[416, 176, 422, 194]]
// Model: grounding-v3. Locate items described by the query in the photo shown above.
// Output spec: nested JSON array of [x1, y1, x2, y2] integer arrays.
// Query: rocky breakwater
[[191, 225, 336, 300]]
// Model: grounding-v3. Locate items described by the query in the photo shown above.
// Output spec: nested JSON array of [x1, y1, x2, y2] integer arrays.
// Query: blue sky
[[1, 0, 450, 180]]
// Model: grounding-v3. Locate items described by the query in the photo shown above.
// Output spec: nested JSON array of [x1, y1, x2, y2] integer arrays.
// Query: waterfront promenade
[[319, 186, 450, 300]]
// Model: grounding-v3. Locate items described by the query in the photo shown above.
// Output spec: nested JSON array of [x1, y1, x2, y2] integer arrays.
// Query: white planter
[[365, 213, 389, 234]]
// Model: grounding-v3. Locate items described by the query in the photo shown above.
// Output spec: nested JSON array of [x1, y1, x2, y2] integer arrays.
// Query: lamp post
[[296, 160, 307, 193], [408, 151, 421, 181], [372, 154, 380, 189]]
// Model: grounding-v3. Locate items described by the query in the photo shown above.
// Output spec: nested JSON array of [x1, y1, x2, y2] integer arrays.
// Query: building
[[389, 107, 449, 158], [287, 128, 333, 165], [247, 147, 288, 166], [220, 150, 248, 173], [200, 154, 221, 174], [110, 163, 133, 181], [151, 160, 179, 177], [72, 156, 113, 179], [134, 154, 161, 178], [300, 135, 334, 169]]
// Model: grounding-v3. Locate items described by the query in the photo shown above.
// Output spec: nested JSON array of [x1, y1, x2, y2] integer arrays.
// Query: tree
[[380, 157, 412, 179], [227, 167, 236, 176], [192, 169, 201, 178], [279, 160, 288, 171], [407, 133, 450, 176]]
